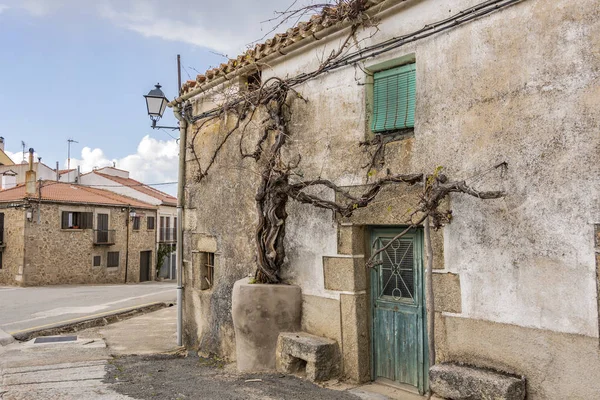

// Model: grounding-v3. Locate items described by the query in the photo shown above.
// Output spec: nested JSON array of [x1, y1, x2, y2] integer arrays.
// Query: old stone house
[[79, 167, 178, 279], [0, 160, 158, 286], [172, 0, 600, 398]]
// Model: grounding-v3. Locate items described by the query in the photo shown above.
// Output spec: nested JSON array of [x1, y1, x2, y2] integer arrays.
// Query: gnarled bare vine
[[186, 0, 507, 289]]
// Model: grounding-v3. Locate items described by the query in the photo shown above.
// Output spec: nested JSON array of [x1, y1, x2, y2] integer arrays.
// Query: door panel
[[371, 228, 427, 394], [140, 251, 151, 282], [97, 214, 109, 243]]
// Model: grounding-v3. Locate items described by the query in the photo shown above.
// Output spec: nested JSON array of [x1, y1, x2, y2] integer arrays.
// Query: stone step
[[429, 363, 526, 400], [276, 332, 340, 382]]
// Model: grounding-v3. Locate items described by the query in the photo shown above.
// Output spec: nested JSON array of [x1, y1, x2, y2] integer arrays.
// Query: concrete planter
[[232, 277, 302, 372]]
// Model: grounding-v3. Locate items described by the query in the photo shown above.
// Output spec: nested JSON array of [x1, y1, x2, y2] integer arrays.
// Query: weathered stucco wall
[[0, 208, 26, 286], [18, 203, 156, 286], [183, 0, 600, 395]]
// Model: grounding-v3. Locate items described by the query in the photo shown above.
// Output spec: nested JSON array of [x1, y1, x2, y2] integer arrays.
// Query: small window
[[372, 63, 416, 133], [206, 252, 214, 288], [107, 251, 120, 268], [159, 216, 165, 241], [93, 255, 101, 267], [197, 252, 215, 290], [132, 216, 141, 231], [147, 216, 155, 230], [61, 211, 93, 229]]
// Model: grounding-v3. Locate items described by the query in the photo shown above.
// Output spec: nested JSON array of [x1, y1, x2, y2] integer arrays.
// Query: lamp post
[[143, 84, 179, 130], [144, 63, 185, 347]]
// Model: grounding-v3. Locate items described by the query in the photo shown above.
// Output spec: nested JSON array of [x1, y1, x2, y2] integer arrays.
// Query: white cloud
[[3, 0, 314, 54], [69, 135, 179, 195], [5, 149, 39, 165]]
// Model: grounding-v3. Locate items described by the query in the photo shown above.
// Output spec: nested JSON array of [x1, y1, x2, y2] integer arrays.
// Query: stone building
[[172, 0, 600, 398], [0, 161, 158, 286], [79, 167, 178, 279]]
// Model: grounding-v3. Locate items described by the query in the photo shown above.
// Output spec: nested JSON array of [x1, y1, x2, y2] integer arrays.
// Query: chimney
[[56, 161, 59, 181], [0, 137, 5, 152], [25, 148, 36, 196], [76, 166, 81, 184]]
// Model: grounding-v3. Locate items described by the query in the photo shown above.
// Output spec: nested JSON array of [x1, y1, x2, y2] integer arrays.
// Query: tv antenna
[[21, 141, 26, 162], [67, 139, 79, 171]]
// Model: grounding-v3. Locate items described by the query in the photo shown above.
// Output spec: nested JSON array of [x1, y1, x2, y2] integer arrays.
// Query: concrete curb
[[0, 327, 16, 346], [12, 302, 172, 342]]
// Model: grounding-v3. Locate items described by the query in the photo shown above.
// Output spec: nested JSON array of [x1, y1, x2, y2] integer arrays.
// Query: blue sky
[[0, 0, 289, 193]]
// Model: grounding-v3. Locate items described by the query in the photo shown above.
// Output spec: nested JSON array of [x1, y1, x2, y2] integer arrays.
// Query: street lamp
[[144, 83, 178, 130]]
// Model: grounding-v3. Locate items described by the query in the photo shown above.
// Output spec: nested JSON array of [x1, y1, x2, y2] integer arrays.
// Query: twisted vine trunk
[[255, 174, 289, 283], [253, 96, 291, 284]]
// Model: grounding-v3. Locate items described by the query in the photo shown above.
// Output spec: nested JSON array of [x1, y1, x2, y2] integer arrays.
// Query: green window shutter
[[372, 63, 416, 133]]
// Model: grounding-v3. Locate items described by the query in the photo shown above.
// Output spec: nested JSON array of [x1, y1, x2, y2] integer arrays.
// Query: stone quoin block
[[323, 256, 366, 292], [276, 332, 340, 382], [429, 363, 526, 400]]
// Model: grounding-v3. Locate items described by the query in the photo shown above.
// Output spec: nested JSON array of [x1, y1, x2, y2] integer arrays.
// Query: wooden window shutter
[[107, 251, 119, 267], [82, 212, 93, 229], [0, 213, 4, 243], [372, 63, 416, 133], [61, 212, 69, 229]]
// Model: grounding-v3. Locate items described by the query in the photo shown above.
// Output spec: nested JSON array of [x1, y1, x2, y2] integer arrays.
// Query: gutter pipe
[[173, 105, 187, 347]]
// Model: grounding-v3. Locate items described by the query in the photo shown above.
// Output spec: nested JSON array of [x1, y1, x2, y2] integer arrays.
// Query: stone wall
[[0, 208, 26, 286], [126, 210, 158, 283], [181, 0, 600, 396], [18, 202, 156, 286]]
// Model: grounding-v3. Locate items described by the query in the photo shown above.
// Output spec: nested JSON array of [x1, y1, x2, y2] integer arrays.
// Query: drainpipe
[[124, 206, 130, 284], [173, 105, 187, 347]]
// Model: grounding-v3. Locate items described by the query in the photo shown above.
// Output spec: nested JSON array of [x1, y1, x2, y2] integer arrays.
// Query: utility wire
[[192, 0, 523, 121]]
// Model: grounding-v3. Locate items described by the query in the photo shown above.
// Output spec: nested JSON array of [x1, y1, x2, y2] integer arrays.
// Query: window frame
[[147, 216, 155, 230], [132, 216, 141, 231], [61, 211, 93, 230], [107, 251, 120, 268], [93, 255, 102, 267], [365, 54, 417, 141]]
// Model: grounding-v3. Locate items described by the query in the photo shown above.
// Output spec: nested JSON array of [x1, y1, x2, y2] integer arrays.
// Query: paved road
[[0, 282, 176, 335]]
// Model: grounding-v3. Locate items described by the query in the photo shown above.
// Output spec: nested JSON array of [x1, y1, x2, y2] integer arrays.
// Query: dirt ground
[[104, 354, 360, 400]]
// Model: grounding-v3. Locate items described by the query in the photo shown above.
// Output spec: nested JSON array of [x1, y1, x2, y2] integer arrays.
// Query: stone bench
[[276, 332, 340, 382], [429, 363, 526, 400]]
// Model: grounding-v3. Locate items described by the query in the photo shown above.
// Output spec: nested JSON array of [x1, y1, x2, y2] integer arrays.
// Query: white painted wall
[[95, 167, 129, 178], [0, 163, 58, 187], [79, 173, 161, 206], [191, 0, 600, 338]]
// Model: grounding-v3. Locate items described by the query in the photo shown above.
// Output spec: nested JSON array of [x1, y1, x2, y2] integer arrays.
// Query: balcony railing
[[94, 229, 116, 245], [159, 228, 177, 243]]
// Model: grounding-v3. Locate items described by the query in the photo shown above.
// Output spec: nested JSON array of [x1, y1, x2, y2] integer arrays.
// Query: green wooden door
[[371, 228, 427, 394]]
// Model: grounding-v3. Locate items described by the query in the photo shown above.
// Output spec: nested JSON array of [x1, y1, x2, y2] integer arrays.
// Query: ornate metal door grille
[[378, 238, 415, 302]]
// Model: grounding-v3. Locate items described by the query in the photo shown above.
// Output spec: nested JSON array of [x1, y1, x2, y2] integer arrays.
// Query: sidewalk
[[1, 306, 426, 400], [0, 307, 178, 400]]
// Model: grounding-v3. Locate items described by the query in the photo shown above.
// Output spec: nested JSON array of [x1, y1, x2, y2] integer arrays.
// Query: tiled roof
[[94, 172, 177, 206], [58, 169, 75, 175], [180, 0, 383, 95], [0, 181, 156, 209]]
